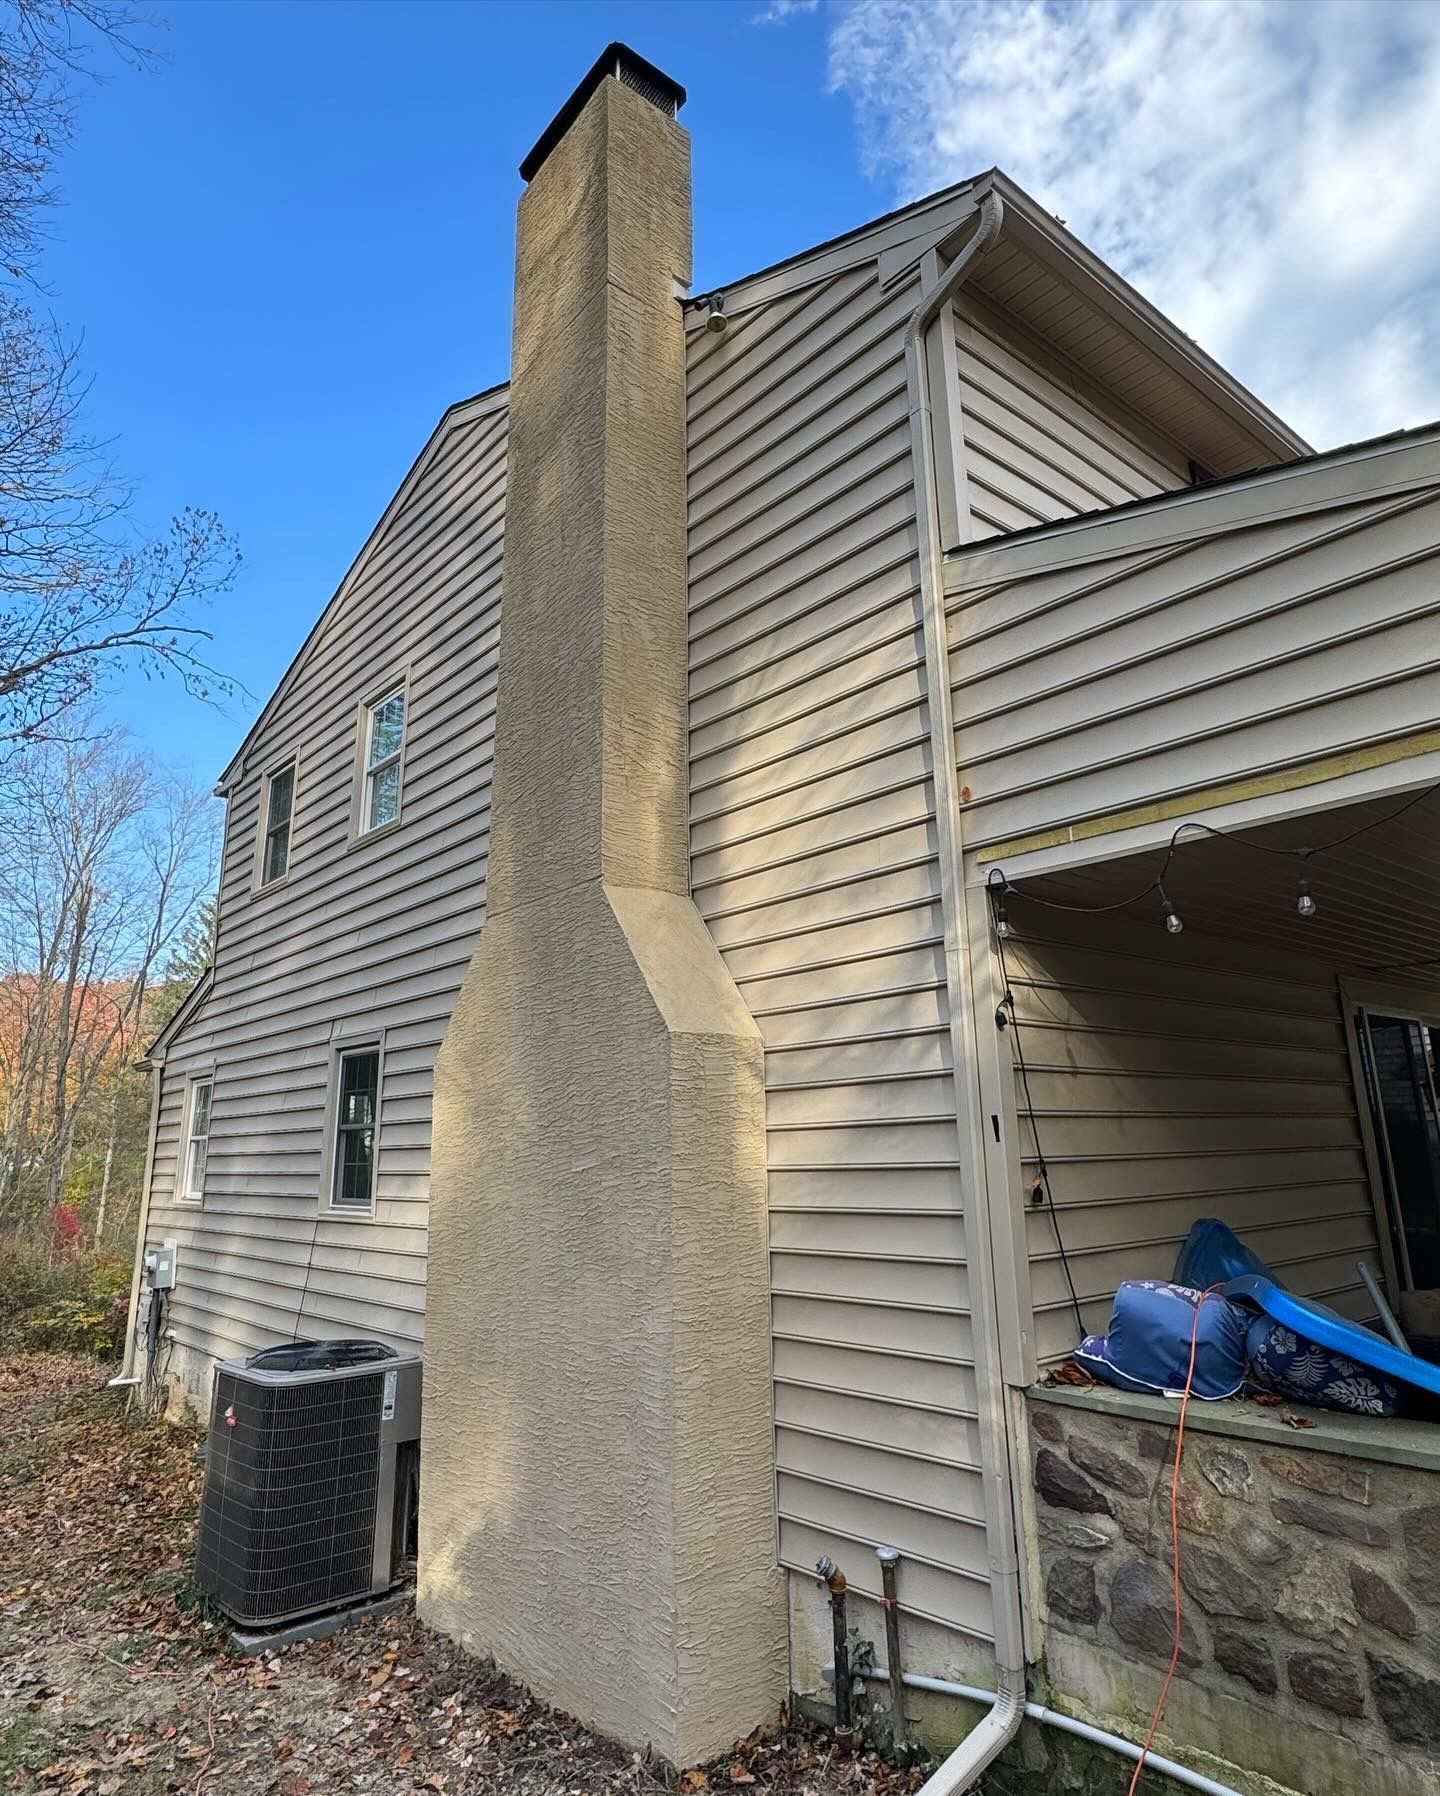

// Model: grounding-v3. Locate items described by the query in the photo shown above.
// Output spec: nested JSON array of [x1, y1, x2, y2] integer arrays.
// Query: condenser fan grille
[[196, 1367, 385, 1625]]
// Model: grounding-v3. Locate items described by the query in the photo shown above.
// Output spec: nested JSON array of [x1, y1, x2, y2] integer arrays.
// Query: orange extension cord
[[1124, 1286, 1217, 1796]]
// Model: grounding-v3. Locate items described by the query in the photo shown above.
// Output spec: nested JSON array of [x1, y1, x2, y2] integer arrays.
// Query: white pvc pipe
[[839, 1665, 1245, 1796], [113, 1059, 163, 1386]]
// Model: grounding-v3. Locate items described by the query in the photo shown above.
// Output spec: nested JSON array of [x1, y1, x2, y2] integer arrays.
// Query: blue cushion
[[1074, 1280, 1250, 1400], [1246, 1315, 1402, 1416], [1173, 1218, 1277, 1290]]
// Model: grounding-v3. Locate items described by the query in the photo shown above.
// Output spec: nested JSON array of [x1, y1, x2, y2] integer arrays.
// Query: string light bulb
[[1158, 881, 1183, 935], [1296, 877, 1317, 919], [988, 872, 1012, 939]]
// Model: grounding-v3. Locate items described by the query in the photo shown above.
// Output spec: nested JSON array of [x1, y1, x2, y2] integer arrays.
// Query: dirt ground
[[0, 1355, 929, 1796]]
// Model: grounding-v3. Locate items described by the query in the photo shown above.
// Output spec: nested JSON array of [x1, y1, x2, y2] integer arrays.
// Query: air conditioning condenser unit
[[195, 1339, 422, 1629]]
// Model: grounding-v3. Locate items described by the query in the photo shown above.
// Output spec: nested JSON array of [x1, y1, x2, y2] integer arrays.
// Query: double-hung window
[[332, 1047, 380, 1211], [260, 762, 295, 886], [361, 688, 406, 833], [182, 1077, 213, 1202]]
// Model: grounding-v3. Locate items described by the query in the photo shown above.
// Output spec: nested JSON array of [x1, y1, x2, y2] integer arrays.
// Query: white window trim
[[253, 755, 299, 893], [321, 1033, 384, 1218], [177, 1073, 214, 1205], [350, 670, 410, 844]]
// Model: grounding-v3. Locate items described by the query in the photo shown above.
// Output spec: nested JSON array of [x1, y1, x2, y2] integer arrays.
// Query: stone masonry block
[[1271, 1494, 1388, 1547], [1350, 1563, 1418, 1640], [1199, 1446, 1252, 1500], [1401, 1503, 1440, 1603], [1287, 1651, 1366, 1719], [1029, 1405, 1065, 1445], [1261, 1452, 1372, 1506], [1175, 1543, 1268, 1620], [1046, 1557, 1101, 1627], [1214, 1629, 1277, 1695], [1068, 1433, 1150, 1498], [1367, 1652, 1440, 1747], [1108, 1558, 1202, 1667], [1035, 1448, 1113, 1517]]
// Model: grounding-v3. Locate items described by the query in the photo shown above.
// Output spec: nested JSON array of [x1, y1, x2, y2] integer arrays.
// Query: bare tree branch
[[0, 2, 242, 745], [0, 714, 218, 1224]]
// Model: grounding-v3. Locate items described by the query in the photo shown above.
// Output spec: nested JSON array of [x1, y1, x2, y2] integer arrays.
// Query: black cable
[[290, 1212, 321, 1344], [994, 927, 1088, 1346], [987, 774, 1440, 922], [1359, 949, 1440, 975]]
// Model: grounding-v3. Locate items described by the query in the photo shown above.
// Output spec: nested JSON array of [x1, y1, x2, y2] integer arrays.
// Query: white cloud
[[827, 0, 1440, 447], [754, 0, 819, 23]]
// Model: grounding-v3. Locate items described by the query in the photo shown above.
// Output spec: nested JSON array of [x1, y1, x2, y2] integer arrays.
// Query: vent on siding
[[196, 1367, 384, 1626]]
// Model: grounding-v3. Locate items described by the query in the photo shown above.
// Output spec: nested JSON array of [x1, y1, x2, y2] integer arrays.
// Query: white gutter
[[841, 1666, 1244, 1796], [901, 189, 1027, 1795], [111, 1058, 162, 1388]]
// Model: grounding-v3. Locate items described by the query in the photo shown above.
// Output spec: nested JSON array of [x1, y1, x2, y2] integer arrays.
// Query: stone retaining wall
[[1028, 1391, 1440, 1796]]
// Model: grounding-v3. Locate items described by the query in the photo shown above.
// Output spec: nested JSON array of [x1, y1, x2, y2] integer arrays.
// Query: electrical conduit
[[834, 1666, 1245, 1796]]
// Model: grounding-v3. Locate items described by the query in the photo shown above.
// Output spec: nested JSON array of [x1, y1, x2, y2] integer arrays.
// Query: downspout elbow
[[914, 1664, 1026, 1796], [903, 189, 1006, 357]]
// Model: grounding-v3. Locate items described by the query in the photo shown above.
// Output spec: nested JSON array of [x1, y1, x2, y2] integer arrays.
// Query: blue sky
[[43, 0, 1440, 779], [51, 0, 863, 776]]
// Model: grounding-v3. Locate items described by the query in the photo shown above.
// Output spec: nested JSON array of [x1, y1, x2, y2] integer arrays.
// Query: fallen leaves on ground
[[0, 1354, 930, 1796]]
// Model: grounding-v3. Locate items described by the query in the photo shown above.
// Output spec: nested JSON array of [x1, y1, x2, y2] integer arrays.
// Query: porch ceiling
[[1007, 784, 1440, 981]]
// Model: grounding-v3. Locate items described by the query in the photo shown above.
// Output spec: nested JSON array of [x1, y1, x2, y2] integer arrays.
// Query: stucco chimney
[[419, 46, 786, 1765]]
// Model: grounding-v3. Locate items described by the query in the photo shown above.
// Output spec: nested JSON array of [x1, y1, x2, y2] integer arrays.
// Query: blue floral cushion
[[1246, 1316, 1401, 1416], [1075, 1280, 1250, 1400]]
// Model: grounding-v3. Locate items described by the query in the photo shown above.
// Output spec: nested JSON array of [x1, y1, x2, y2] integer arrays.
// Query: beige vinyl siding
[[144, 395, 506, 1362], [955, 294, 1188, 540], [1002, 909, 1379, 1367], [687, 264, 995, 1644], [945, 436, 1440, 855]]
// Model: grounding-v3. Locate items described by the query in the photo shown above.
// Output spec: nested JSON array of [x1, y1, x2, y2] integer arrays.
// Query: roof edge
[[216, 383, 509, 794], [983, 172, 1311, 463], [944, 416, 1440, 580], [139, 966, 215, 1067]]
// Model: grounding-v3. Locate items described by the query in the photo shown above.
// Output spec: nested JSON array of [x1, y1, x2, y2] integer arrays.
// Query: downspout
[[110, 1056, 162, 1388], [902, 188, 1027, 1795]]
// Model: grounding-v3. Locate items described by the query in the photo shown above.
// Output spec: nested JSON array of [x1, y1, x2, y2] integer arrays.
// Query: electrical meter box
[[144, 1241, 177, 1290]]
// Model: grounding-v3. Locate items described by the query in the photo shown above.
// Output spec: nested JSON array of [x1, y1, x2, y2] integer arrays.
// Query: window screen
[[184, 1078, 213, 1201], [332, 1048, 380, 1211], [363, 690, 405, 833], [261, 764, 295, 885]]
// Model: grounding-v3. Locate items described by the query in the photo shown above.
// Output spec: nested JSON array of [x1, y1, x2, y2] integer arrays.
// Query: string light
[[986, 868, 1013, 938], [985, 776, 1440, 941]]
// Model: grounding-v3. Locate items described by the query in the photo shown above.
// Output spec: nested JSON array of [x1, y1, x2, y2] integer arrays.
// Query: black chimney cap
[[519, 42, 686, 183]]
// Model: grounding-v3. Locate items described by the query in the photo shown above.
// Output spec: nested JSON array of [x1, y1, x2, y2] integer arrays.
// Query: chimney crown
[[519, 42, 685, 183]]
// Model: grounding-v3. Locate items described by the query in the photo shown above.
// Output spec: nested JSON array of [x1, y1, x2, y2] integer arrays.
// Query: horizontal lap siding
[[955, 297, 1188, 541], [687, 272, 993, 1641], [146, 401, 506, 1363], [950, 481, 1440, 853], [1002, 910, 1377, 1366]]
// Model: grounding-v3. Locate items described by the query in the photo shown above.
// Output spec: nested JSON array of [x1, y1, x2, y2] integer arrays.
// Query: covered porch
[[997, 782, 1440, 1368], [944, 421, 1440, 1793]]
